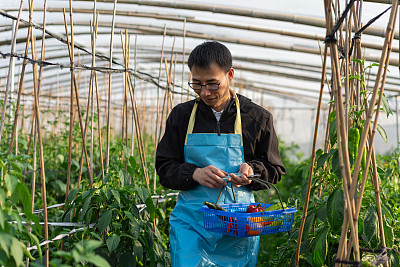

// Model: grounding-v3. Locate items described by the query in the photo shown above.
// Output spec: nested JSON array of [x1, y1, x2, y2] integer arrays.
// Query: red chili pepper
[[246, 204, 263, 213]]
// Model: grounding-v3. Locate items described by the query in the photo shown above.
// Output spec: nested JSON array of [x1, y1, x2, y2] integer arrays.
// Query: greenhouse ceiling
[[0, 0, 399, 111]]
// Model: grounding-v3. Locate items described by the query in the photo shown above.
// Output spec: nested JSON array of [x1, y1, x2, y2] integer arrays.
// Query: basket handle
[[248, 177, 286, 214]]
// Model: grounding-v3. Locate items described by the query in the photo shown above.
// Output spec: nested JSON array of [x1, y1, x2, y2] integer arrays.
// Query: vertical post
[[106, 0, 118, 174], [9, 20, 16, 128], [0, 0, 24, 144], [396, 95, 399, 165], [181, 18, 186, 103]]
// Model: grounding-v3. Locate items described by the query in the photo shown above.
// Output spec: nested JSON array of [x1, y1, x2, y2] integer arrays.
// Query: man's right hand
[[192, 166, 228, 189]]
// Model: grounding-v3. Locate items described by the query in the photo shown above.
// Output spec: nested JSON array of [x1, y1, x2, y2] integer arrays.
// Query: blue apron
[[169, 92, 259, 267]]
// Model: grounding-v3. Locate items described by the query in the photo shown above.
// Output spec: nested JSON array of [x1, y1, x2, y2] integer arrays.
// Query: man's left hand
[[228, 163, 253, 188]]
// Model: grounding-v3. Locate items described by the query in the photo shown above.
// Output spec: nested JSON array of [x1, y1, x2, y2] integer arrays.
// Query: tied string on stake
[[325, 0, 356, 44], [335, 259, 362, 267], [335, 247, 400, 266], [348, 5, 392, 58]]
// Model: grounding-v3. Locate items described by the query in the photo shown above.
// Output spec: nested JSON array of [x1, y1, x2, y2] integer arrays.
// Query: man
[[156, 41, 285, 266]]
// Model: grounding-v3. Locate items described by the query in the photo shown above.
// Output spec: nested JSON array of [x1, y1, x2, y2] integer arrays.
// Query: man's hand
[[193, 166, 228, 189], [228, 163, 253, 188]]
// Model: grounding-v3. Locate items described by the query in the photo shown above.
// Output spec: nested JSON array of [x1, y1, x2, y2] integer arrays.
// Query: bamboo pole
[[94, 72, 105, 182], [120, 30, 128, 153], [294, 41, 328, 266], [63, 8, 75, 209], [0, 0, 23, 144], [125, 30, 130, 150], [324, 0, 360, 264], [181, 18, 186, 103], [63, 2, 93, 190], [30, 22, 49, 267], [106, 0, 117, 174], [8, 10, 32, 154], [350, 0, 398, 195], [153, 25, 167, 191], [90, 3, 98, 183], [131, 35, 137, 156]]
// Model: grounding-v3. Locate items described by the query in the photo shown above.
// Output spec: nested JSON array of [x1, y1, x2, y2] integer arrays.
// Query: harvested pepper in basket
[[203, 201, 227, 211], [246, 203, 263, 213]]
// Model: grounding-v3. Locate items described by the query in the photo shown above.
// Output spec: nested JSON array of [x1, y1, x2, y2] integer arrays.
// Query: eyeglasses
[[188, 82, 221, 92]]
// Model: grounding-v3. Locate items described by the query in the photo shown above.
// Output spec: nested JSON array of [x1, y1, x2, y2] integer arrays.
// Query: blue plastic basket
[[199, 202, 297, 238]]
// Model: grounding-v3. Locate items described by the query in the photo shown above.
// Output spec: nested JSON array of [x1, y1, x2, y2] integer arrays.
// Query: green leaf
[[0, 233, 11, 257], [376, 124, 387, 143], [316, 204, 327, 222], [302, 212, 315, 241], [381, 93, 393, 118], [329, 118, 337, 146], [111, 190, 121, 205], [327, 187, 344, 235], [120, 251, 135, 267], [388, 250, 399, 267], [120, 145, 129, 162], [104, 173, 112, 184], [81, 196, 92, 219], [106, 234, 120, 253], [0, 210, 4, 230], [98, 210, 113, 233], [130, 220, 140, 239], [85, 254, 111, 267], [125, 211, 135, 222], [14, 183, 32, 216], [10, 161, 22, 174], [145, 197, 156, 220], [316, 153, 330, 170], [331, 150, 342, 181], [312, 228, 328, 267], [11, 238, 24, 267], [364, 206, 379, 249], [135, 185, 149, 204], [5, 174, 18, 195], [119, 169, 131, 187], [133, 240, 143, 263], [68, 189, 79, 204], [131, 203, 140, 219], [383, 220, 394, 248]]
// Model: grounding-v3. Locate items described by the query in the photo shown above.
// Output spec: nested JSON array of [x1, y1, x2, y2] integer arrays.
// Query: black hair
[[187, 41, 232, 72]]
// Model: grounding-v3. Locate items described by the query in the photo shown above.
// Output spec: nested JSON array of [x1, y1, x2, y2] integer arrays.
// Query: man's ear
[[227, 68, 234, 81]]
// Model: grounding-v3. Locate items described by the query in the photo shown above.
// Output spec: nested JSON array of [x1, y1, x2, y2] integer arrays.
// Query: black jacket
[[155, 93, 285, 191]]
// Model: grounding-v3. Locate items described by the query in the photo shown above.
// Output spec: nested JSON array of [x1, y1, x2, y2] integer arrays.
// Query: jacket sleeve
[[245, 114, 285, 191], [155, 106, 199, 190]]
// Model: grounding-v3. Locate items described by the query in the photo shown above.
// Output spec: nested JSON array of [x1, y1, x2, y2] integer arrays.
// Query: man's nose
[[200, 87, 212, 96]]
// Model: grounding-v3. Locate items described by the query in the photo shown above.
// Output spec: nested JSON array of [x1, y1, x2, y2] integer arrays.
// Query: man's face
[[190, 63, 234, 112]]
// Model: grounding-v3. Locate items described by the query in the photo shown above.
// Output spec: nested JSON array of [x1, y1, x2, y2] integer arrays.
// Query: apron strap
[[185, 90, 242, 145]]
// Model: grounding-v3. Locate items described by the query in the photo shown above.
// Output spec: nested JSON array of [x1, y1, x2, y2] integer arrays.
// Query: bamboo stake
[[24, 2, 34, 265], [295, 40, 328, 266], [64, 2, 93, 189], [350, 0, 398, 196], [324, 0, 360, 263], [63, 8, 75, 209], [31, 23, 49, 267], [181, 18, 186, 103], [120, 30, 128, 154], [94, 72, 105, 182], [125, 30, 130, 149], [153, 25, 167, 191], [8, 9, 32, 154], [131, 35, 137, 156], [106, 0, 117, 174], [0, 0, 23, 144], [90, 4, 98, 183]]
